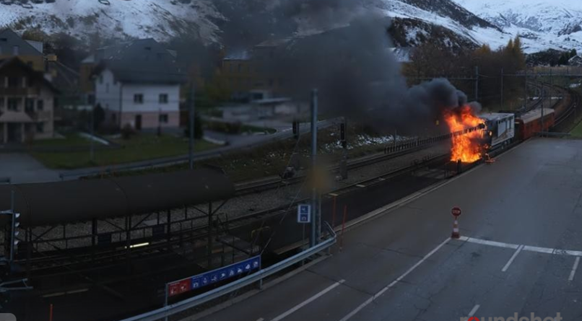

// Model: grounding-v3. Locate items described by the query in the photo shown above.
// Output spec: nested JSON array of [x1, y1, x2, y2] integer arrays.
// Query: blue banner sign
[[168, 256, 261, 297]]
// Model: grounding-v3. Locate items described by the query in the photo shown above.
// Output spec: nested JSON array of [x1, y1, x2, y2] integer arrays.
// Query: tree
[[94, 104, 105, 129], [571, 49, 578, 58]]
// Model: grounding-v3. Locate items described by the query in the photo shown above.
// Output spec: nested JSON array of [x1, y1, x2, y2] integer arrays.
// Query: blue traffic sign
[[297, 204, 311, 223]]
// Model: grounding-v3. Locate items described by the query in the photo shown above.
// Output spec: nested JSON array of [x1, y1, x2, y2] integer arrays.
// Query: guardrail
[[119, 222, 337, 321]]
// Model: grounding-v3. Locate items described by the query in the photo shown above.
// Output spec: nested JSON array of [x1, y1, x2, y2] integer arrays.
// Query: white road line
[[270, 279, 345, 321], [523, 245, 554, 254], [569, 257, 580, 281], [257, 318, 264, 321], [502, 245, 524, 272], [356, 184, 366, 188], [329, 193, 339, 197], [468, 304, 481, 317], [459, 236, 582, 258], [338, 238, 451, 321], [459, 236, 520, 250]]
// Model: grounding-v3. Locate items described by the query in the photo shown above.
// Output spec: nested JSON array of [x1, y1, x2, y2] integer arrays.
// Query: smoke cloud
[[216, 0, 477, 135]]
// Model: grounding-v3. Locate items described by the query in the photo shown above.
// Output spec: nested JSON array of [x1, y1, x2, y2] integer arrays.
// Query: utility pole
[[475, 66, 479, 101], [524, 68, 528, 109], [310, 89, 319, 247], [500, 68, 504, 108], [90, 105, 95, 163], [541, 78, 545, 136], [188, 83, 195, 170]]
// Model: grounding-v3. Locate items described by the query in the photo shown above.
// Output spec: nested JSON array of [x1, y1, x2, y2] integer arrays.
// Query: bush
[[121, 124, 135, 140]]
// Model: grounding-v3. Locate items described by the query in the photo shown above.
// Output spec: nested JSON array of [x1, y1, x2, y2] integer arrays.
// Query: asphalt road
[[199, 138, 582, 321]]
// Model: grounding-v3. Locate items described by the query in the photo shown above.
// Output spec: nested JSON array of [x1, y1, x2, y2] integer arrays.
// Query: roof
[[520, 108, 555, 124], [92, 38, 187, 85], [0, 57, 59, 93], [0, 110, 33, 123], [0, 168, 235, 227], [479, 113, 514, 121], [224, 50, 252, 61], [0, 29, 42, 56]]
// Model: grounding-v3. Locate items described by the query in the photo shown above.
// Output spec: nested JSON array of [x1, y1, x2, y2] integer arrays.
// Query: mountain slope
[[0, 0, 222, 43], [454, 0, 582, 53], [0, 0, 509, 55]]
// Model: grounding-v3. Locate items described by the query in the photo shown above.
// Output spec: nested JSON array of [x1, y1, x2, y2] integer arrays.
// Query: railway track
[[234, 133, 452, 196]]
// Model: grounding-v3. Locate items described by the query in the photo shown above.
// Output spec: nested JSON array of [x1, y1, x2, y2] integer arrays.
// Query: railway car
[[480, 113, 515, 149], [515, 108, 555, 141]]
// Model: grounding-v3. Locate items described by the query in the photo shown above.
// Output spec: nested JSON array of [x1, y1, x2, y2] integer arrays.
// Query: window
[[7, 98, 19, 111], [13, 45, 19, 55], [238, 64, 242, 72], [0, 97, 4, 109], [99, 75, 103, 84], [36, 122, 44, 133], [25, 99, 34, 112], [111, 113, 116, 121], [106, 83, 109, 93], [159, 94, 168, 104], [27, 61, 33, 68], [8, 77, 19, 88], [37, 100, 44, 111], [269, 79, 274, 87], [159, 114, 169, 123], [134, 94, 144, 104], [22, 77, 27, 88]]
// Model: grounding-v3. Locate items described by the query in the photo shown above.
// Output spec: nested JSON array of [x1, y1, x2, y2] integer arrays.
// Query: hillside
[[454, 0, 582, 53]]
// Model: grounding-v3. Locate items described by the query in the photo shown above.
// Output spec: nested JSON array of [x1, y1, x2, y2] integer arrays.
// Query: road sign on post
[[297, 204, 311, 224], [451, 207, 462, 217]]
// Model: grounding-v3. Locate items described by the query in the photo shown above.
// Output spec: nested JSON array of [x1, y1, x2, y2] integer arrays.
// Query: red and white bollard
[[451, 206, 462, 239], [451, 218, 460, 239]]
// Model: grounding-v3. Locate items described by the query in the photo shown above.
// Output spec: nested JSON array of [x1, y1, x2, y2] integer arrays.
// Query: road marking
[[569, 257, 580, 281], [502, 245, 524, 272], [270, 279, 345, 321], [329, 193, 339, 197], [338, 238, 450, 321], [459, 236, 582, 258], [356, 184, 366, 188], [257, 319, 264, 321], [378, 178, 386, 181], [459, 236, 520, 250], [468, 304, 481, 317]]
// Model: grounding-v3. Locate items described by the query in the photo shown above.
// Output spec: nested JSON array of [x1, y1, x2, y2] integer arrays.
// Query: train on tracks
[[481, 107, 556, 151]]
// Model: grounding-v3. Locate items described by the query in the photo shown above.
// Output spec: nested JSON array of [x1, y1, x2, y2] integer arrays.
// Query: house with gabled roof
[[91, 39, 187, 130]]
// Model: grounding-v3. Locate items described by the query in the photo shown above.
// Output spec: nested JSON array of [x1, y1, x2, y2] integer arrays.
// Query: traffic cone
[[451, 218, 460, 239]]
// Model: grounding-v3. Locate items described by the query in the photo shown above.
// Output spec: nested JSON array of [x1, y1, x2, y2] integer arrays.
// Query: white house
[[93, 39, 186, 130]]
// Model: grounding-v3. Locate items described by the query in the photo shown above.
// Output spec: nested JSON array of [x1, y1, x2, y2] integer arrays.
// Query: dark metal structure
[[0, 168, 234, 227]]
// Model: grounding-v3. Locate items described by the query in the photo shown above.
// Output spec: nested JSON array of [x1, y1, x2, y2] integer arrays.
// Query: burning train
[[445, 107, 555, 163]]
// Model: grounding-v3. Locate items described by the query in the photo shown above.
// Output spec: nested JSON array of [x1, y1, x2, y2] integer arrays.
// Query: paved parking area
[[0, 153, 60, 184]]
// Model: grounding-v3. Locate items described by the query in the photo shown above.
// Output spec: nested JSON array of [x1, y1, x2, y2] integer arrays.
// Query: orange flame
[[444, 105, 485, 163]]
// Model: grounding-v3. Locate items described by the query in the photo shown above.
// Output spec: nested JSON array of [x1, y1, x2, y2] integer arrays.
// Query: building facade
[[95, 69, 180, 129], [0, 58, 57, 143], [92, 39, 186, 130]]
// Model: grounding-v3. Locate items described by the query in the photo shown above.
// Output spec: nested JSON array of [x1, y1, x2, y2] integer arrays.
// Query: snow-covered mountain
[[0, 0, 515, 54], [0, 0, 223, 43], [454, 0, 582, 53]]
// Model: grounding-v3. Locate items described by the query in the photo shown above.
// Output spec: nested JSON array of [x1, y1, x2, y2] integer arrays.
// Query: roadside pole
[[189, 83, 195, 170], [90, 105, 95, 163], [310, 89, 319, 247]]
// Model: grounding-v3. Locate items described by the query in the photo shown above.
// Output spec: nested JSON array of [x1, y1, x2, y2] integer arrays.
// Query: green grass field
[[570, 121, 582, 137], [32, 134, 92, 147], [32, 134, 218, 169]]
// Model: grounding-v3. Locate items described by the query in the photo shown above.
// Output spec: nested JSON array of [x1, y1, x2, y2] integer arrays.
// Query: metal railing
[[119, 222, 337, 321]]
